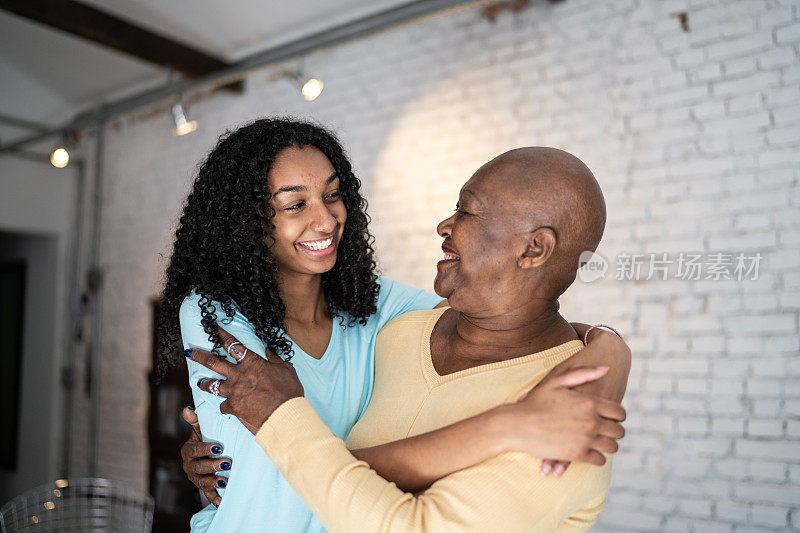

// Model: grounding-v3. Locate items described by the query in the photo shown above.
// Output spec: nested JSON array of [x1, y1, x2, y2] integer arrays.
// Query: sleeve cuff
[[255, 397, 334, 456]]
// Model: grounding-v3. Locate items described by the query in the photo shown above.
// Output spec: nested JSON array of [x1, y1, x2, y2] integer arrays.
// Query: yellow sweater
[[256, 308, 612, 532]]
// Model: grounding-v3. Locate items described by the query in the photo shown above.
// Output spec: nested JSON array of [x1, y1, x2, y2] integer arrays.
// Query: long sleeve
[[256, 398, 612, 533]]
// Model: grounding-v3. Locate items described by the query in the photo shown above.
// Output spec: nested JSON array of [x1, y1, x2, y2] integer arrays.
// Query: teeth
[[443, 252, 459, 261], [299, 237, 333, 250]]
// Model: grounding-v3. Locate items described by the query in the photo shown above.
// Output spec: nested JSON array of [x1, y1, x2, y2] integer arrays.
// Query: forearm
[[257, 398, 599, 533], [350, 325, 631, 491], [258, 398, 428, 533], [350, 409, 507, 492], [563, 323, 631, 403]]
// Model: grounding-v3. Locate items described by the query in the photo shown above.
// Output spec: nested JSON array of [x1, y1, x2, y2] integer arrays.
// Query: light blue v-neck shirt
[[180, 277, 441, 532]]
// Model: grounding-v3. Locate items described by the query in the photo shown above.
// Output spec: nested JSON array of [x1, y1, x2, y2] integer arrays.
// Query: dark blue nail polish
[[217, 479, 227, 488], [220, 461, 231, 470], [201, 319, 211, 332], [211, 445, 222, 454], [197, 379, 204, 388], [184, 348, 192, 357], [187, 406, 194, 411]]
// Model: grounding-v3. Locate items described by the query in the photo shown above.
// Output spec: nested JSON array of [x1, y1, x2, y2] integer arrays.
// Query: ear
[[518, 227, 556, 269]]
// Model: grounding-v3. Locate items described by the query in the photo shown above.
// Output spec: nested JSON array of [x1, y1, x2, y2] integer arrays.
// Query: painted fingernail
[[211, 445, 222, 454], [554, 464, 566, 477], [186, 405, 195, 411], [184, 348, 193, 358], [220, 461, 231, 470], [541, 463, 553, 476], [197, 380, 203, 388], [217, 479, 227, 488], [201, 320, 211, 332]]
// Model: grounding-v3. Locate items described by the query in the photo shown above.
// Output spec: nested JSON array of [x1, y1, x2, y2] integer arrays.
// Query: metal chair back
[[0, 478, 153, 532]]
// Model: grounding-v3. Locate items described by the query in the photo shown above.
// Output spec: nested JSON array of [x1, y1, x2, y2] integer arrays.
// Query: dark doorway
[[0, 260, 25, 470]]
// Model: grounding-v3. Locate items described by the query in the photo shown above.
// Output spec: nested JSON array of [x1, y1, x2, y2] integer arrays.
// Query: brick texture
[[70, 0, 799, 530]]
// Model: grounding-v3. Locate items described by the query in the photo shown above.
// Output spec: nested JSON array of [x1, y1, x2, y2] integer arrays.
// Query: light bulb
[[172, 102, 198, 135], [301, 78, 324, 101], [174, 121, 198, 136], [50, 147, 69, 168]]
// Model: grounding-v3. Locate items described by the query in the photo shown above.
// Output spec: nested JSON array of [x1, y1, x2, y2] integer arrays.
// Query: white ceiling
[[79, 0, 419, 61], [0, 0, 418, 141]]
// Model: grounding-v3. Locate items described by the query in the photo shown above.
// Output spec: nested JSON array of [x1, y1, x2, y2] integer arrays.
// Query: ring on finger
[[209, 379, 221, 397], [226, 342, 248, 362], [231, 342, 249, 363]]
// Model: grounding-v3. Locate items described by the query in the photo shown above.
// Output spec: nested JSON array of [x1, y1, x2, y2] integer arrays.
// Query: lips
[[298, 236, 334, 250], [440, 243, 460, 262], [296, 234, 337, 257]]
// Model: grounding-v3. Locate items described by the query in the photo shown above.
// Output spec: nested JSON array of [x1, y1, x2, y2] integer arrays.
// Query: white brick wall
[[70, 0, 799, 530]]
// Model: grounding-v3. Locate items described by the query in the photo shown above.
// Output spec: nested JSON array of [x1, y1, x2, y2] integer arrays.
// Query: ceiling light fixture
[[50, 146, 69, 168], [171, 101, 197, 136], [276, 71, 323, 101], [299, 77, 324, 101]]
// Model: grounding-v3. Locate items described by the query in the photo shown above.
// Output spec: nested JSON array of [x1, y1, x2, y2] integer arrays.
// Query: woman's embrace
[[160, 119, 630, 532]]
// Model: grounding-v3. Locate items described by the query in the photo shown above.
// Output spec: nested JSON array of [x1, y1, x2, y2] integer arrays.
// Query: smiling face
[[267, 145, 347, 276], [434, 168, 532, 316], [434, 147, 607, 315]]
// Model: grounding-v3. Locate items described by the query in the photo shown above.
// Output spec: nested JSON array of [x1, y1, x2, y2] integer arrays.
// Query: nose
[[310, 200, 338, 233], [437, 212, 454, 238]]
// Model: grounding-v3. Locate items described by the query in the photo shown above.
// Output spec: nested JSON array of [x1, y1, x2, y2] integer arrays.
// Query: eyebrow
[[463, 189, 486, 208], [274, 173, 338, 196]]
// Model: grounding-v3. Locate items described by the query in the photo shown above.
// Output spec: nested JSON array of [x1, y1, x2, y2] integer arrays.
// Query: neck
[[275, 270, 329, 324], [449, 299, 577, 364]]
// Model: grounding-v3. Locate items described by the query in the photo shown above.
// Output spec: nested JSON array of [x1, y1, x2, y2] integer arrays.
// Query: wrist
[[247, 397, 289, 430], [265, 394, 299, 424], [247, 394, 302, 433], [276, 388, 305, 412], [488, 404, 526, 454]]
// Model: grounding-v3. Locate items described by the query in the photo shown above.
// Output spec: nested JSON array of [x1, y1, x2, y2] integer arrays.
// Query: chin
[[307, 255, 338, 274], [433, 277, 451, 300]]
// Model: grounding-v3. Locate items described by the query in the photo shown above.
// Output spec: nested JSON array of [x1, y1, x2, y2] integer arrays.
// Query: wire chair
[[0, 478, 153, 533]]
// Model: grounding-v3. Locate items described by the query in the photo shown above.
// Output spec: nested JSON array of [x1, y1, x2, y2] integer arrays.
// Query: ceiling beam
[[0, 0, 479, 154], [0, 113, 49, 132], [0, 0, 242, 91]]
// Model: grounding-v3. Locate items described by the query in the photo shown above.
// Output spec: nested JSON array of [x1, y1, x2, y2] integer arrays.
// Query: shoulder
[[179, 291, 241, 324], [178, 291, 259, 343], [376, 308, 443, 347], [383, 308, 442, 328], [374, 277, 442, 316], [178, 291, 203, 323]]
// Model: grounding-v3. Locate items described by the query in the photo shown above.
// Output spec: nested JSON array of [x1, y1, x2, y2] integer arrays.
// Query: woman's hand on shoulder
[[568, 323, 632, 403], [188, 325, 304, 432], [497, 366, 626, 473]]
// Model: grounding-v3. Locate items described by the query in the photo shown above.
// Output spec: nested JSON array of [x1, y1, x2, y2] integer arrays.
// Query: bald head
[[472, 147, 606, 296]]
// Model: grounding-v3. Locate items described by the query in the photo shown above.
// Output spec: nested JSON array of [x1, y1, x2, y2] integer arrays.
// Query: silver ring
[[226, 342, 247, 362], [235, 347, 249, 362], [209, 379, 221, 396]]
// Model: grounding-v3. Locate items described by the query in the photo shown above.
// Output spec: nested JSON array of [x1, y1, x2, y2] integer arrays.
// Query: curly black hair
[[158, 117, 379, 374]]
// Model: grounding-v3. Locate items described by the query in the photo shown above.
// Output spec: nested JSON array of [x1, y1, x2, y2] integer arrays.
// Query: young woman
[[160, 118, 629, 532]]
